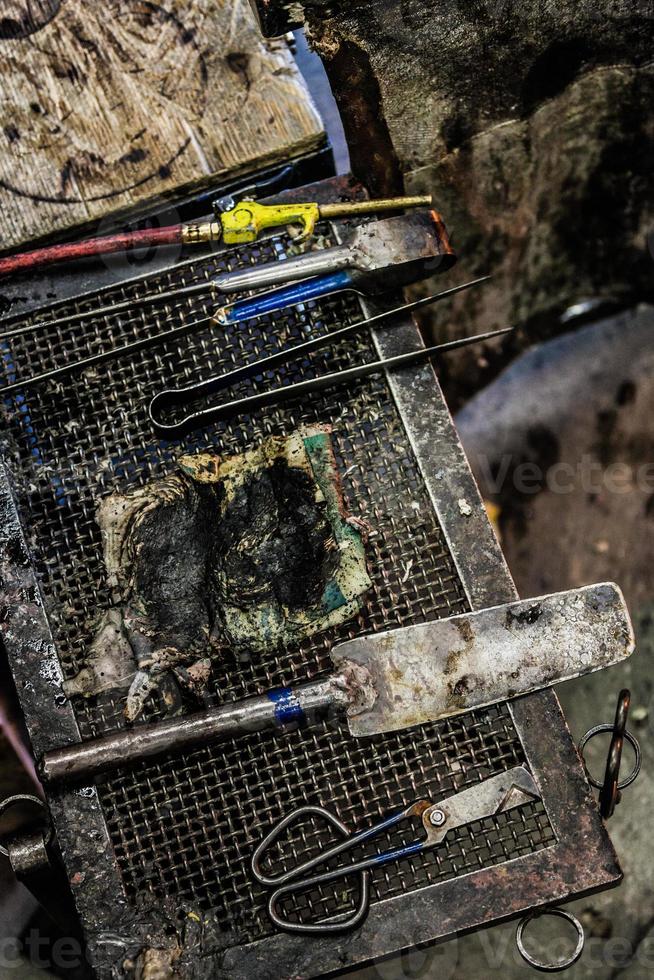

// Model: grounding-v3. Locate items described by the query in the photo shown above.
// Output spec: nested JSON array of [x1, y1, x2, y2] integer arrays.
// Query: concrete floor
[[347, 308, 654, 979], [449, 306, 654, 979]]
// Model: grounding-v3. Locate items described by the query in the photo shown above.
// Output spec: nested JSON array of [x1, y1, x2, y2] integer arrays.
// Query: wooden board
[[0, 0, 324, 250]]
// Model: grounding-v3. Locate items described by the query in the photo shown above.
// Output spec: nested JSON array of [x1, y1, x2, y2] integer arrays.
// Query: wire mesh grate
[[0, 222, 555, 946]]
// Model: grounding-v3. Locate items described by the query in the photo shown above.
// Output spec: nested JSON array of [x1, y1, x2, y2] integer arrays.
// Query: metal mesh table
[[0, 178, 620, 978]]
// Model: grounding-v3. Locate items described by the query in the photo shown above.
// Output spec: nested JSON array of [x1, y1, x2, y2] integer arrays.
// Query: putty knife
[[40, 582, 634, 784]]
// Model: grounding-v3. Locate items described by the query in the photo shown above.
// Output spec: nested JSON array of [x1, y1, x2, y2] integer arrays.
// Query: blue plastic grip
[[370, 840, 425, 866], [220, 270, 354, 324]]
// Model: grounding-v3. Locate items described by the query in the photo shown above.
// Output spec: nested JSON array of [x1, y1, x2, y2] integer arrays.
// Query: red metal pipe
[[0, 225, 184, 278]]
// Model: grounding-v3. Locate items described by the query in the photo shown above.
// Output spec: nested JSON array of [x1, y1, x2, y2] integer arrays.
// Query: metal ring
[[516, 908, 585, 972], [578, 725, 642, 790], [0, 795, 49, 858]]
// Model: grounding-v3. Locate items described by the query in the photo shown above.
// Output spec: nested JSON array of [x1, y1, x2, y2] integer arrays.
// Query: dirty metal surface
[[0, 177, 621, 978], [333, 583, 635, 735]]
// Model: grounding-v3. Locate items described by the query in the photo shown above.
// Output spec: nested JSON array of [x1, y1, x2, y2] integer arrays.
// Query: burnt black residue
[[526, 424, 560, 471], [128, 480, 221, 657], [521, 38, 594, 114], [214, 460, 332, 612], [119, 147, 148, 166], [441, 112, 474, 153], [615, 379, 636, 406], [551, 74, 654, 297], [505, 603, 542, 627], [226, 52, 251, 91], [493, 423, 560, 540], [594, 407, 619, 468], [124, 460, 334, 658], [452, 674, 472, 697]]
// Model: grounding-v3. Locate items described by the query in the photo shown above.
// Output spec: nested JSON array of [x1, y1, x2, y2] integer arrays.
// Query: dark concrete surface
[[451, 306, 654, 978]]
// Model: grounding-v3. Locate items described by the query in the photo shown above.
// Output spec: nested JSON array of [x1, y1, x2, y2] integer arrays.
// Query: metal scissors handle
[[252, 766, 540, 934]]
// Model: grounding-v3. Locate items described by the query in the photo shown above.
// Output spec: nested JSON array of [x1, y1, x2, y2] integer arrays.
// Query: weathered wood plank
[[0, 0, 324, 250]]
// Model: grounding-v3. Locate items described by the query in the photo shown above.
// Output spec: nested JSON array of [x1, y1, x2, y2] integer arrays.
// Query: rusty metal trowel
[[41, 583, 634, 784], [333, 582, 634, 736]]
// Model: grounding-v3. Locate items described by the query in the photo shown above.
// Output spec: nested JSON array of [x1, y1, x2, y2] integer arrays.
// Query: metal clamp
[[578, 688, 642, 818], [516, 908, 585, 972], [252, 769, 540, 934]]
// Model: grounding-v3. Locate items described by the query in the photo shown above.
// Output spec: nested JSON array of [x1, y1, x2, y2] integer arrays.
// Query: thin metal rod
[[319, 195, 431, 219], [0, 277, 490, 398], [216, 326, 515, 413], [220, 276, 491, 383], [0, 312, 216, 395], [151, 324, 513, 435], [0, 280, 213, 342], [149, 277, 491, 427]]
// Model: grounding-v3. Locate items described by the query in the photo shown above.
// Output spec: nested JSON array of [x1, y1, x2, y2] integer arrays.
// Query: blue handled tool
[[213, 212, 455, 324], [251, 766, 541, 934], [148, 278, 498, 436], [215, 270, 357, 325], [0, 214, 453, 395]]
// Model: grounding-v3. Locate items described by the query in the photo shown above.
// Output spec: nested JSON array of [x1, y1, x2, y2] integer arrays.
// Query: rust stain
[[457, 618, 474, 644]]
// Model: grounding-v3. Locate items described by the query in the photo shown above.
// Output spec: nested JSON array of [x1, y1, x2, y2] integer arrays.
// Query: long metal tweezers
[[149, 278, 510, 435]]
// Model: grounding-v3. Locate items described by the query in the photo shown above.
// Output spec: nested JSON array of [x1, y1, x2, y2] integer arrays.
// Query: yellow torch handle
[[219, 195, 433, 245]]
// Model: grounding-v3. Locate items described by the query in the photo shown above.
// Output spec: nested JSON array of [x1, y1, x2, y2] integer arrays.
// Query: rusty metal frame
[[217, 257, 623, 979], [0, 176, 621, 979]]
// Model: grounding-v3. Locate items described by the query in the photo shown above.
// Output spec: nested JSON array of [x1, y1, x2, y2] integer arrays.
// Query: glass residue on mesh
[[63, 424, 371, 721]]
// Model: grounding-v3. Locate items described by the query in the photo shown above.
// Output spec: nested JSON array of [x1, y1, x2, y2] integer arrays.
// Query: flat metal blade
[[423, 766, 541, 845], [331, 583, 634, 736]]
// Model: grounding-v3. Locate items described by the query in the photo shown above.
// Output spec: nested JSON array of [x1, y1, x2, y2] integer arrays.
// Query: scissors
[[251, 766, 541, 934]]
